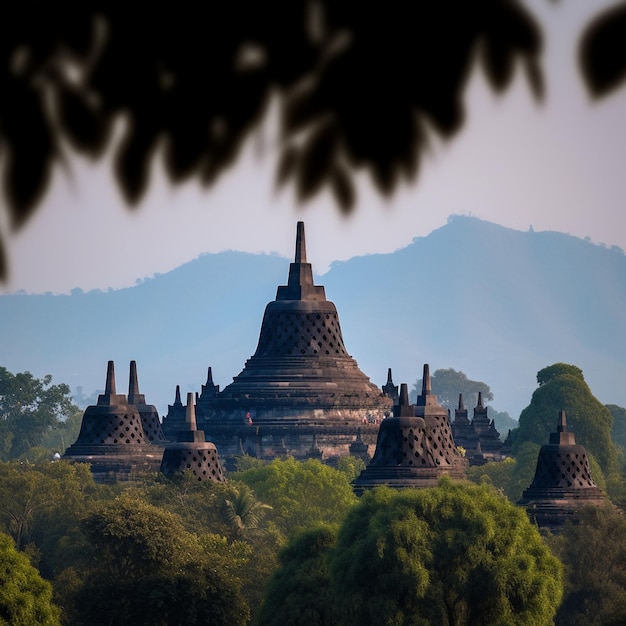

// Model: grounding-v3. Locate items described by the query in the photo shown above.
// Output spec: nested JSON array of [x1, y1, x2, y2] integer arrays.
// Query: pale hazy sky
[[1, 0, 625, 294]]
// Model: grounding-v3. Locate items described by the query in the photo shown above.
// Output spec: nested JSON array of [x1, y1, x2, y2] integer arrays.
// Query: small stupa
[[197, 222, 391, 461], [352, 367, 468, 494], [452, 392, 504, 465], [160, 393, 225, 482], [63, 361, 164, 481], [161, 385, 187, 440], [518, 410, 608, 531]]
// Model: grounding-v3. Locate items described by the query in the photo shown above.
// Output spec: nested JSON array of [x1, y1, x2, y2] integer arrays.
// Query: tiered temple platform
[[188, 222, 392, 463]]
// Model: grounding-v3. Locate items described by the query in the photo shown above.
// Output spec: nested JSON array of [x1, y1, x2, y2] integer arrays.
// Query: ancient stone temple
[[518, 410, 608, 532], [452, 392, 505, 465], [352, 367, 468, 494], [195, 222, 391, 463], [63, 361, 164, 481], [160, 393, 225, 482]]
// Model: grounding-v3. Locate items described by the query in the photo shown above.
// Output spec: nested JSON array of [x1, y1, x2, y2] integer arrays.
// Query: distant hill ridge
[[1, 216, 625, 421]]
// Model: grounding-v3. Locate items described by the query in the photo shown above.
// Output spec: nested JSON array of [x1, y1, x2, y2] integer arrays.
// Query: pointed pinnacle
[[557, 410, 567, 432], [129, 360, 139, 394], [104, 360, 116, 395], [477, 391, 483, 408], [206, 367, 213, 384], [399, 383, 410, 405], [458, 393, 464, 410], [387, 368, 393, 384], [422, 364, 431, 394], [295, 221, 307, 264], [174, 385, 182, 405], [185, 392, 197, 431]]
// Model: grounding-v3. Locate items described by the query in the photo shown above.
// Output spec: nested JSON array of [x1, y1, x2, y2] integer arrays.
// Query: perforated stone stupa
[[518, 410, 608, 531], [63, 361, 164, 481], [160, 393, 225, 482], [352, 366, 468, 494], [196, 222, 391, 461]]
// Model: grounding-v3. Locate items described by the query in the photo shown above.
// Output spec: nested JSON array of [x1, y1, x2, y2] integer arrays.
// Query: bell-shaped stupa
[[63, 361, 164, 481], [160, 393, 225, 482], [197, 222, 391, 461], [352, 367, 468, 494], [518, 410, 608, 531]]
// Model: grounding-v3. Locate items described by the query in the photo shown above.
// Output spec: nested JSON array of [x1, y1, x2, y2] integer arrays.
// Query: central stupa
[[194, 222, 391, 461]]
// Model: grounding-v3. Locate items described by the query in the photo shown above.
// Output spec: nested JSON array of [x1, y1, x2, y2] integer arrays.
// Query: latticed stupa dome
[[352, 367, 468, 494], [518, 410, 608, 531], [206, 222, 389, 414], [197, 222, 391, 461], [160, 393, 225, 482], [63, 361, 164, 481]]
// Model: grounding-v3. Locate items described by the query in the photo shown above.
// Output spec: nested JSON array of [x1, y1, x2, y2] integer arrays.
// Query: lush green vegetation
[[0, 367, 81, 462], [2, 363, 626, 624]]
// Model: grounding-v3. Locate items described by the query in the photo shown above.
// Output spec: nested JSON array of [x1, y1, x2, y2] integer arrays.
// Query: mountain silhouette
[[1, 216, 624, 420]]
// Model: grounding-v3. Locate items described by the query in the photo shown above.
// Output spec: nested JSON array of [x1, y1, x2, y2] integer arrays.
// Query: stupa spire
[[277, 222, 326, 301], [174, 385, 182, 406], [477, 391, 484, 408], [557, 410, 567, 432], [386, 368, 393, 385], [423, 364, 431, 394], [416, 364, 438, 407], [105, 360, 116, 395], [295, 221, 307, 263], [97, 360, 126, 406], [128, 360, 146, 404], [185, 393, 197, 431], [458, 393, 465, 410], [206, 367, 214, 384]]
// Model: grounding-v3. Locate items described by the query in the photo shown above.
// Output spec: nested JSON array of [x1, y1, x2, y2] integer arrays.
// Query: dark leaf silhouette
[[580, 2, 626, 97], [0, 2, 545, 279]]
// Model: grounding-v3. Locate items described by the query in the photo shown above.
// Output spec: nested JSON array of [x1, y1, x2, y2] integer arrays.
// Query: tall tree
[[0, 367, 80, 460], [233, 457, 357, 539], [412, 368, 493, 409], [68, 496, 249, 626], [548, 505, 626, 626], [224, 484, 272, 541], [329, 481, 562, 626], [259, 480, 563, 625], [607, 404, 626, 450], [0, 531, 61, 626], [511, 363, 618, 475], [257, 524, 340, 626]]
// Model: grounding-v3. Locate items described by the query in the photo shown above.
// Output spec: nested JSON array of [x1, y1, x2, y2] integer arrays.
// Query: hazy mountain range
[[2, 215, 625, 421]]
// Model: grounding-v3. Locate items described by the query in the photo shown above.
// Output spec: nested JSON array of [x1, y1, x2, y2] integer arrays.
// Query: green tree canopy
[[330, 481, 562, 625], [68, 496, 250, 626], [512, 363, 618, 475], [607, 404, 626, 450], [257, 524, 339, 626], [412, 368, 493, 409], [548, 505, 626, 626], [0, 531, 61, 626], [0, 367, 80, 460], [233, 457, 357, 539], [259, 480, 563, 625]]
